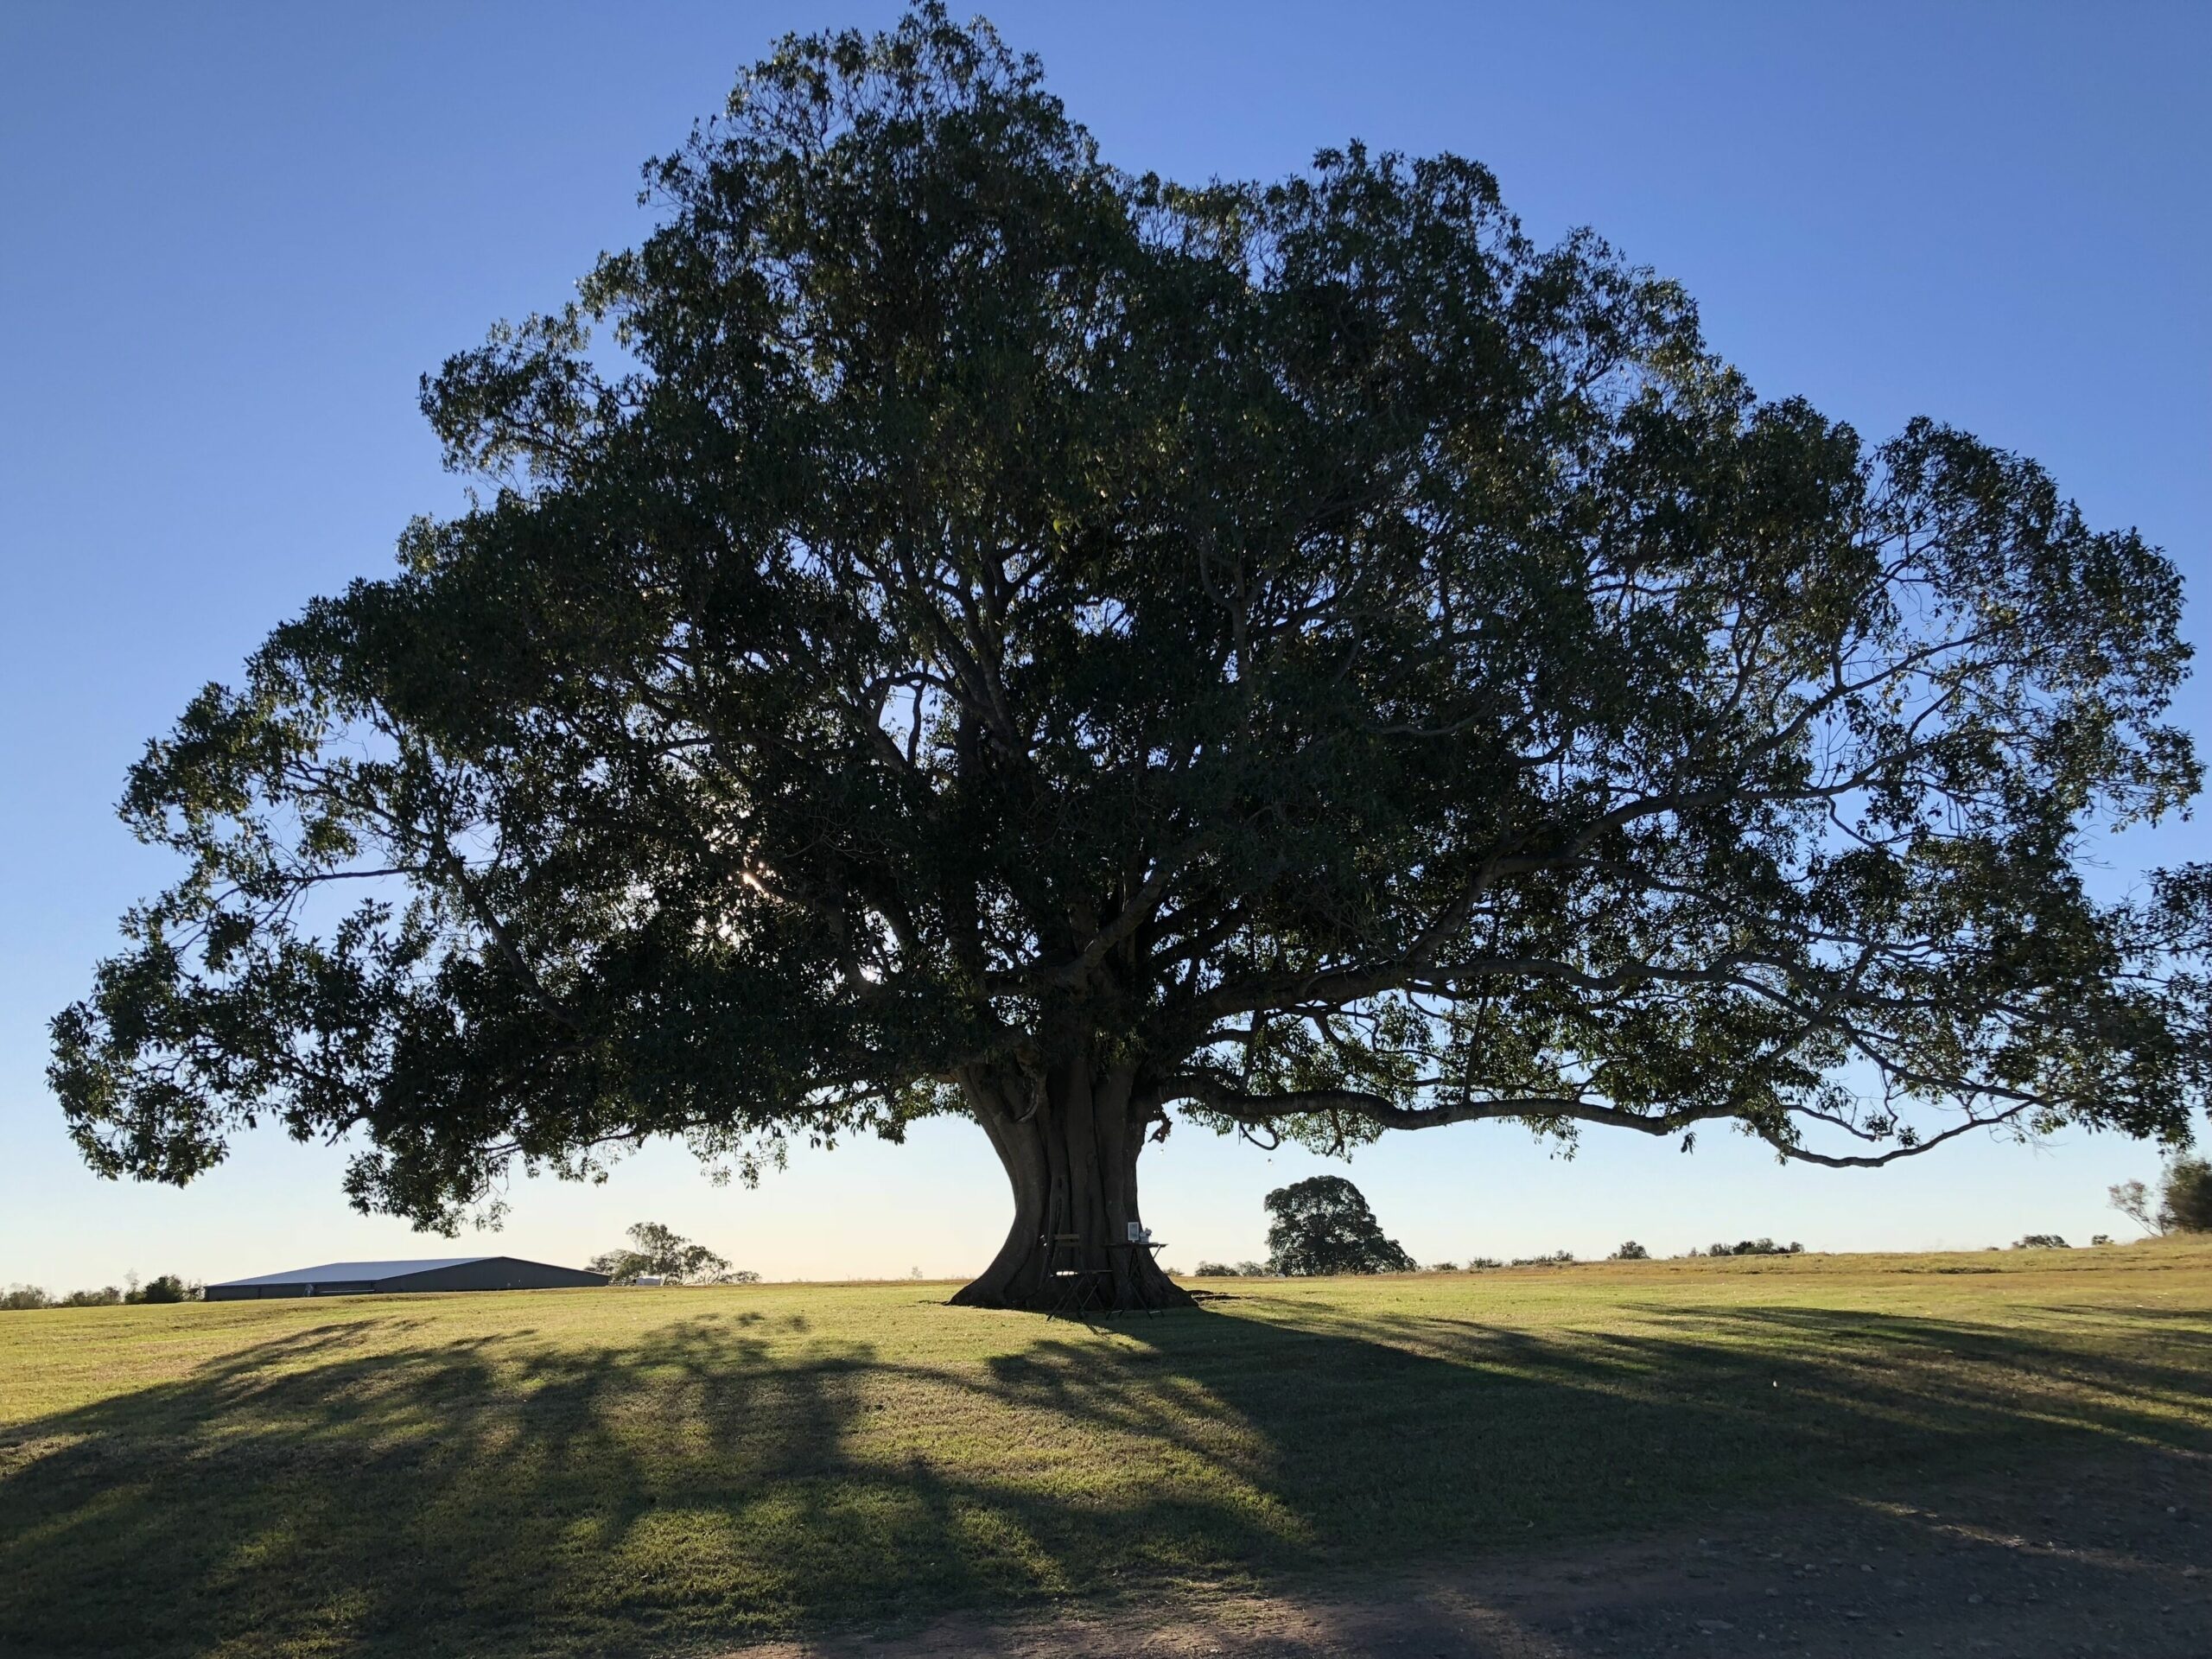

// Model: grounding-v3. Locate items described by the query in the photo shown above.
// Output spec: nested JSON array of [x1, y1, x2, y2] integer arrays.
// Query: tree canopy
[[1263, 1177, 1415, 1276], [2171, 1160, 2212, 1233], [50, 6, 2212, 1309], [588, 1221, 751, 1285], [2114, 1159, 2212, 1236]]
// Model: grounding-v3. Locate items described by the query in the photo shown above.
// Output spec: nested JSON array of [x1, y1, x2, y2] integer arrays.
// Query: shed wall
[[389, 1258, 609, 1293]]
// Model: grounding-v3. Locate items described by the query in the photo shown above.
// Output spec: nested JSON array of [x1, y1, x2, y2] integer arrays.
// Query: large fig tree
[[53, 8, 2212, 1309]]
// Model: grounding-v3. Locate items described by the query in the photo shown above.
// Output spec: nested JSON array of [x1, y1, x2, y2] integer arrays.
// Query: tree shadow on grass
[[1, 1294, 2206, 1657]]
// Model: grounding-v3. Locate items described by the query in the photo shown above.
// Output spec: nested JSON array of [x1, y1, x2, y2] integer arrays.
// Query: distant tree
[[1263, 1177, 1415, 1275], [2110, 1159, 2212, 1236], [1511, 1250, 1578, 1267], [2166, 1157, 2212, 1233], [2012, 1234, 2070, 1249], [588, 1251, 646, 1282], [50, 7, 2212, 1313], [59, 1287, 123, 1306], [1707, 1238, 1802, 1257], [1, 1286, 52, 1312], [124, 1274, 196, 1304], [1610, 1241, 1650, 1261], [2091, 1233, 2114, 1245], [1192, 1262, 1238, 1277], [589, 1222, 742, 1286], [1233, 1261, 1270, 1277], [1427, 1262, 1460, 1273], [1465, 1256, 1503, 1270], [2108, 1178, 2165, 1236]]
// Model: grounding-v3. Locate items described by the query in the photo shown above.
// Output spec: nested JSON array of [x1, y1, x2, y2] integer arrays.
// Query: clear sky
[[3, 3, 2207, 1293]]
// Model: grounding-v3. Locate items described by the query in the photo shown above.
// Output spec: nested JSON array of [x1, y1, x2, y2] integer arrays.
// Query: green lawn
[[4, 1241, 2209, 1656]]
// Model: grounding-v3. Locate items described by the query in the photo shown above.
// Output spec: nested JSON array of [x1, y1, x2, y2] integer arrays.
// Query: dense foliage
[[0, 1281, 201, 1310], [2170, 1159, 2212, 1232], [50, 6, 2212, 1307], [588, 1221, 753, 1285], [2109, 1157, 2212, 1235], [1262, 1176, 1416, 1275]]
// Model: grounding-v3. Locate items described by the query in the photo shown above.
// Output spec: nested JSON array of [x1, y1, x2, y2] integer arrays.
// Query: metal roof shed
[[205, 1256, 609, 1300]]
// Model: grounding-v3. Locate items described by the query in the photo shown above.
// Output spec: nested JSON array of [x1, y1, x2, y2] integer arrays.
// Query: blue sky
[[2, 3, 2207, 1291]]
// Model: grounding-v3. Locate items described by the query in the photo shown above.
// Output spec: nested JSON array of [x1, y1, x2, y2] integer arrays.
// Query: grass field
[[4, 1240, 2210, 1657]]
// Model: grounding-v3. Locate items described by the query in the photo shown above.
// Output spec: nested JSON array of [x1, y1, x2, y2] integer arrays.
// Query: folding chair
[[1039, 1232, 1110, 1319]]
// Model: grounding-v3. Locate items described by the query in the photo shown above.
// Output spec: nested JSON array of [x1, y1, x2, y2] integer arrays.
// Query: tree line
[[2, 1273, 198, 1310], [1190, 1168, 2212, 1278]]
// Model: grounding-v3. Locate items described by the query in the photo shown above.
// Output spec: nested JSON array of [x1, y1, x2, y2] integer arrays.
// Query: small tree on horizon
[[48, 7, 2212, 1312], [2108, 1177, 2167, 1236], [124, 1274, 196, 1304], [588, 1222, 751, 1285], [1263, 1176, 1416, 1275], [2110, 1158, 2212, 1236]]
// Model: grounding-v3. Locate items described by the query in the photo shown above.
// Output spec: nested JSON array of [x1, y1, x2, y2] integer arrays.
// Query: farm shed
[[205, 1256, 609, 1300]]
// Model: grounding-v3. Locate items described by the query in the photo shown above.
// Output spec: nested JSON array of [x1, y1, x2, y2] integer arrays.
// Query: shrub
[[1707, 1238, 1802, 1256], [1610, 1241, 1649, 1261], [1426, 1262, 1459, 1273], [2091, 1234, 2114, 1245], [1510, 1250, 1576, 1268], [1463, 1255, 1503, 1270], [2012, 1234, 2069, 1249], [125, 1274, 198, 1304]]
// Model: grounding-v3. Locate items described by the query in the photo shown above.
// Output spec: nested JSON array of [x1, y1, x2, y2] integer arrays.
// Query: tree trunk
[[949, 1052, 1192, 1313]]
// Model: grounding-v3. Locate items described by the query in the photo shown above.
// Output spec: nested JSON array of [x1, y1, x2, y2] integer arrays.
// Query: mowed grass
[[4, 1241, 2211, 1656]]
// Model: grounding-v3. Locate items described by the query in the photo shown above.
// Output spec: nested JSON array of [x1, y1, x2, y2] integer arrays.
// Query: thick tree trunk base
[[948, 1249, 1196, 1313], [950, 1058, 1194, 1313]]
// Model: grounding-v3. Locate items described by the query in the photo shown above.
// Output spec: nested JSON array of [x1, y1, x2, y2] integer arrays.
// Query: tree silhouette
[[51, 7, 2212, 1309], [1264, 1177, 1415, 1275]]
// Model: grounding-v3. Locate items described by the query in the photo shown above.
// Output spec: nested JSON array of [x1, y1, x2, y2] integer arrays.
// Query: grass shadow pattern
[[2, 1255, 2209, 1656]]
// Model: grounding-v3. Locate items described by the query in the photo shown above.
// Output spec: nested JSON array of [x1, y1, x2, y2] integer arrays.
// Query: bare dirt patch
[[745, 1446, 2210, 1658]]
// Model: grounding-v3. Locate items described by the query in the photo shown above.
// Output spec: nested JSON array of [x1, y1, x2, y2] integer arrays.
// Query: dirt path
[[743, 1447, 2209, 1658]]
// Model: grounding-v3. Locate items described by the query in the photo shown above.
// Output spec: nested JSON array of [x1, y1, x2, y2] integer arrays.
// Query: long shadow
[[2, 1291, 2207, 1657]]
